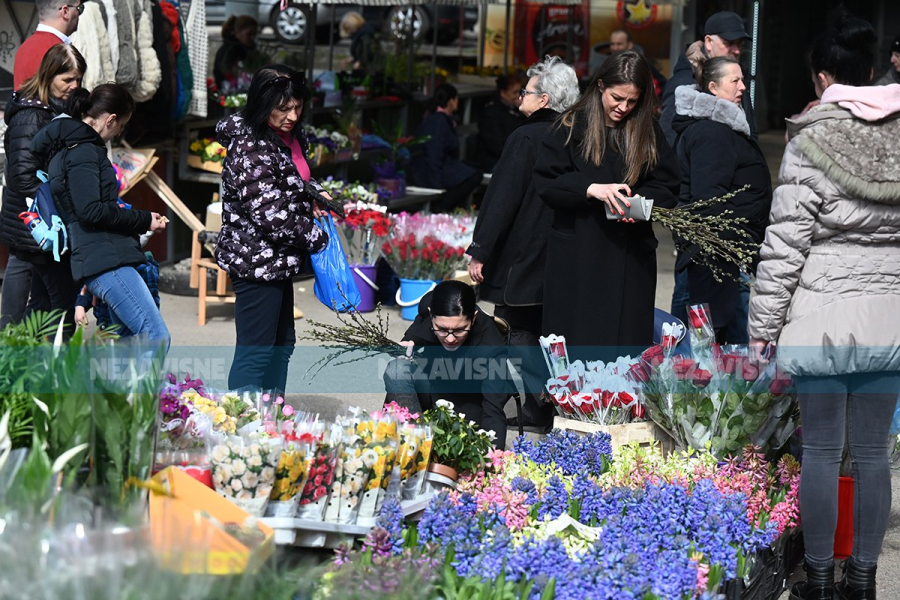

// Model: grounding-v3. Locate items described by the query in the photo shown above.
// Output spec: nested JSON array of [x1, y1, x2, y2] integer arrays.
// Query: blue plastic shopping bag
[[311, 214, 361, 312]]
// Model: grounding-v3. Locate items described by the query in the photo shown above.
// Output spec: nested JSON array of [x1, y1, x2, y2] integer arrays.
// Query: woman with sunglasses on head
[[216, 66, 331, 394], [383, 280, 508, 448], [466, 56, 579, 428]]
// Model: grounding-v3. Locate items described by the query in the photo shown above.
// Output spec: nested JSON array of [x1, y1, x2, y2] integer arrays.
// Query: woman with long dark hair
[[31, 83, 169, 344], [749, 13, 900, 600], [533, 50, 680, 358], [1, 44, 85, 327], [216, 65, 331, 393]]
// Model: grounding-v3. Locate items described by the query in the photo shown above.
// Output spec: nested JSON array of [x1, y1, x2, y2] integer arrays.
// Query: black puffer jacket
[[215, 114, 328, 282], [31, 117, 152, 281], [1, 92, 65, 261]]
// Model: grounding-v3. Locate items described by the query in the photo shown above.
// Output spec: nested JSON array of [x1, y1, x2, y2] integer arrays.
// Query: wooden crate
[[187, 154, 223, 174], [553, 417, 675, 455]]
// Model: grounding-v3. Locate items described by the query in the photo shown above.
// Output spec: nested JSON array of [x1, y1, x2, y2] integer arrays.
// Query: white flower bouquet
[[210, 435, 283, 517]]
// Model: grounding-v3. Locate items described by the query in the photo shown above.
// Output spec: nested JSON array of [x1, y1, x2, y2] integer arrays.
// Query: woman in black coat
[[32, 84, 169, 343], [410, 83, 483, 212], [1, 44, 85, 327], [533, 51, 680, 360], [383, 281, 508, 448], [466, 56, 579, 425], [671, 57, 771, 342]]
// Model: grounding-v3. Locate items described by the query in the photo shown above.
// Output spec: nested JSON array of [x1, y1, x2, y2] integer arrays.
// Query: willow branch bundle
[[300, 302, 404, 380], [651, 185, 758, 282]]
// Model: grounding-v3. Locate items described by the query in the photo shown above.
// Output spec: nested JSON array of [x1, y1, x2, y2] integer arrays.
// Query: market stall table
[[383, 185, 445, 213], [260, 492, 436, 548]]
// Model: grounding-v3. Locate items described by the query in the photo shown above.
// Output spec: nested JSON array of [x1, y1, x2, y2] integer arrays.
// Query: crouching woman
[[383, 281, 509, 447]]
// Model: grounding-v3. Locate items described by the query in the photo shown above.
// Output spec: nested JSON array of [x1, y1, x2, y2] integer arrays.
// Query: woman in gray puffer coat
[[748, 14, 900, 600]]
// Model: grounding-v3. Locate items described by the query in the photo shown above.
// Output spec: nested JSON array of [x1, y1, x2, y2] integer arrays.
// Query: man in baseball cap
[[661, 11, 756, 146], [704, 11, 752, 55]]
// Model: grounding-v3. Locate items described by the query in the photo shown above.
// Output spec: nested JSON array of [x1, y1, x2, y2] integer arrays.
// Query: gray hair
[[526, 56, 579, 113]]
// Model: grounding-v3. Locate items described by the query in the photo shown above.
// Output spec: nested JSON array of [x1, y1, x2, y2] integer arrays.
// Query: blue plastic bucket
[[396, 279, 439, 321]]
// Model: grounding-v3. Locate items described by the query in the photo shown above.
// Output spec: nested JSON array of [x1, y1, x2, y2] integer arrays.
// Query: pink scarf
[[274, 128, 311, 182]]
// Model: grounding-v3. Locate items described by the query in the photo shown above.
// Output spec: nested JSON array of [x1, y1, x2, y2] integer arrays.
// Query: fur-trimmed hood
[[787, 89, 900, 204], [672, 84, 751, 137]]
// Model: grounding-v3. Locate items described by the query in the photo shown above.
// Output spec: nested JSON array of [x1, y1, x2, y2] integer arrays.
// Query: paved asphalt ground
[[147, 131, 900, 597]]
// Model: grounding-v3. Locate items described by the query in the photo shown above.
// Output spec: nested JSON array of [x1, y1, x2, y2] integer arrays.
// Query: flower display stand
[[552, 417, 676, 455], [259, 491, 435, 548], [149, 467, 275, 574]]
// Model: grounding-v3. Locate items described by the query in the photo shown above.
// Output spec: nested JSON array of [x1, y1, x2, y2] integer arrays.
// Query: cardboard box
[[149, 467, 274, 575]]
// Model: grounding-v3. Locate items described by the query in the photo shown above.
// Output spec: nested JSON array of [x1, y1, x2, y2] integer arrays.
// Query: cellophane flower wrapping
[[190, 388, 262, 436], [641, 332, 798, 458], [296, 422, 343, 521], [709, 346, 798, 457], [210, 434, 283, 517], [353, 414, 401, 521], [324, 418, 375, 525], [539, 334, 570, 379], [333, 200, 394, 266], [544, 356, 648, 425], [398, 424, 433, 500], [265, 438, 313, 517], [380, 213, 474, 280]]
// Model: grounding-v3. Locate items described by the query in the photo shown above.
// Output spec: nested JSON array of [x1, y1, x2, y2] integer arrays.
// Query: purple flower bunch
[[513, 429, 612, 477], [159, 373, 209, 437], [376, 497, 405, 556]]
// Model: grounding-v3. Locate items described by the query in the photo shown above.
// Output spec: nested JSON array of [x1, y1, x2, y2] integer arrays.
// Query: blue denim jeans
[[85, 266, 170, 349], [672, 269, 751, 344], [670, 268, 689, 325]]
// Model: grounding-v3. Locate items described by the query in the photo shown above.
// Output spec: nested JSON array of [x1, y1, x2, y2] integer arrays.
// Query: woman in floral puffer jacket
[[748, 14, 900, 600], [216, 66, 330, 394]]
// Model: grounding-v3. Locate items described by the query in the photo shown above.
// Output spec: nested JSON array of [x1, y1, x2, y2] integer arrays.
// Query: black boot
[[790, 561, 835, 600], [835, 559, 877, 600]]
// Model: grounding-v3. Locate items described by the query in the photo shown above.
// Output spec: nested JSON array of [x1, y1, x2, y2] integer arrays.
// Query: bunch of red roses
[[381, 234, 467, 280], [545, 356, 648, 425], [636, 304, 798, 458], [334, 202, 395, 265]]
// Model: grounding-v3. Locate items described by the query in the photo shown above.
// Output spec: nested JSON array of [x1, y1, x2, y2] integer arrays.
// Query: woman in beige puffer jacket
[[748, 14, 900, 600]]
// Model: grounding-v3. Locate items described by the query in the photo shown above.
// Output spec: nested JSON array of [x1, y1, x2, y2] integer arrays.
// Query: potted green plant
[[419, 399, 494, 488], [371, 121, 429, 199]]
